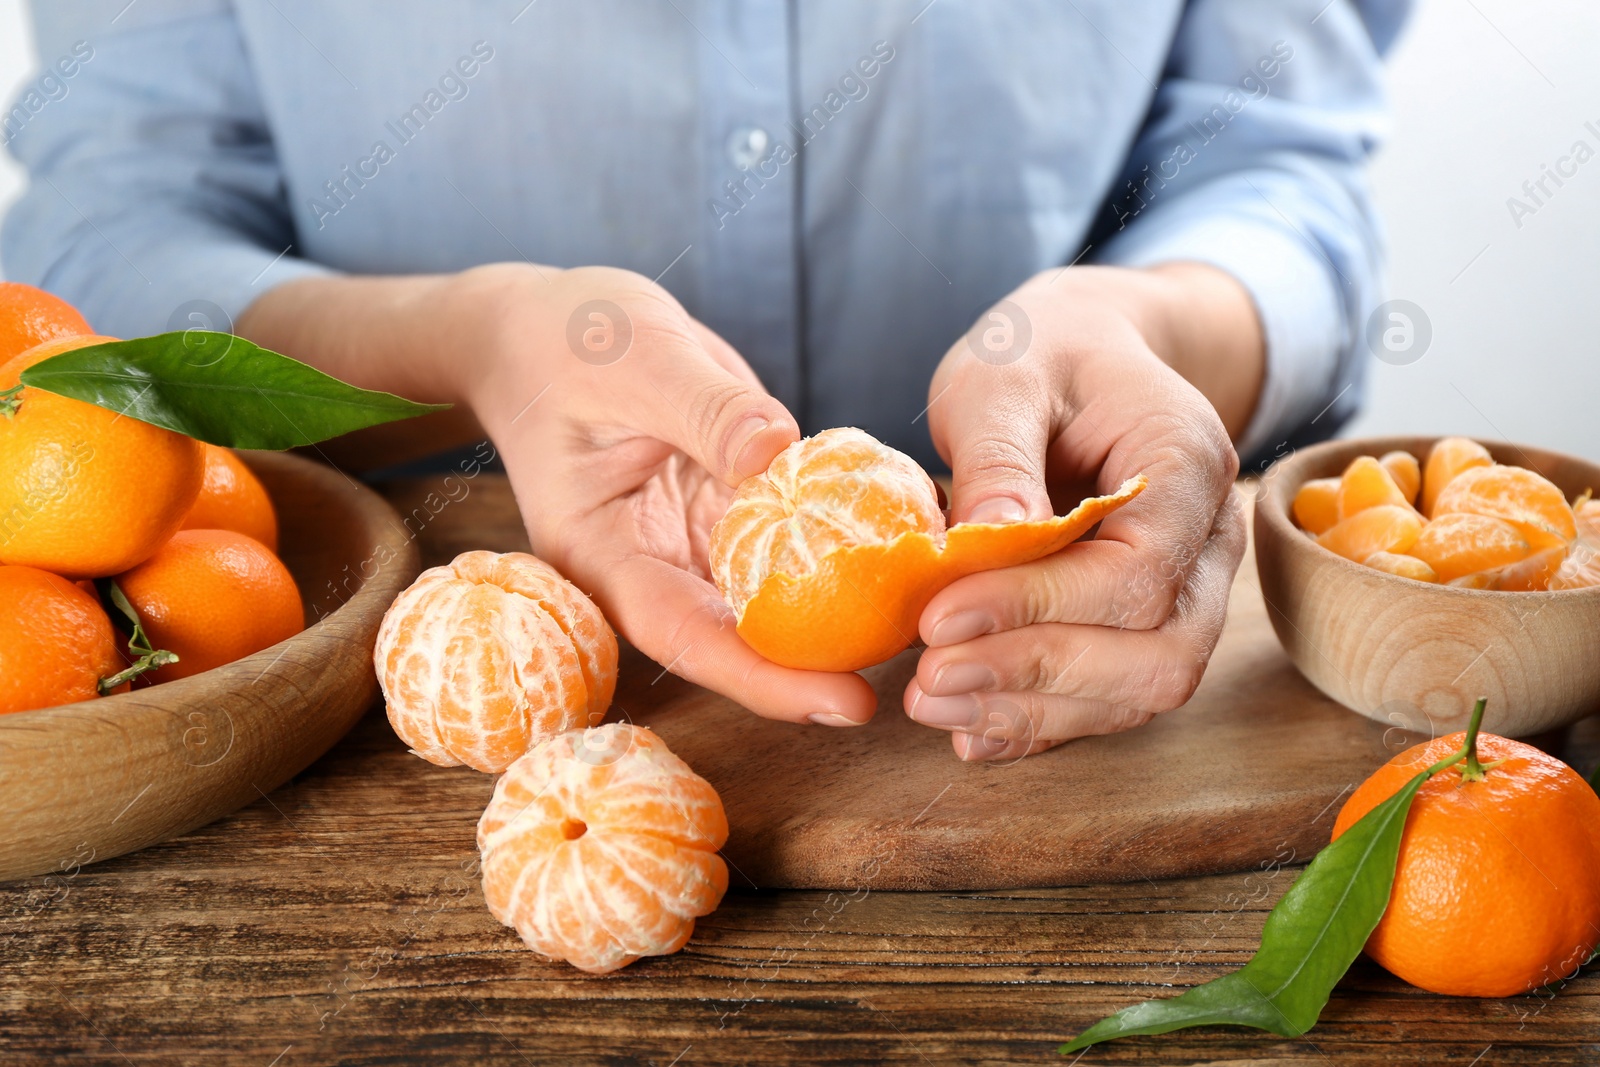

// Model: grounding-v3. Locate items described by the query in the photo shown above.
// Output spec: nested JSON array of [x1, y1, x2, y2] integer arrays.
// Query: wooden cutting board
[[379, 475, 1455, 891]]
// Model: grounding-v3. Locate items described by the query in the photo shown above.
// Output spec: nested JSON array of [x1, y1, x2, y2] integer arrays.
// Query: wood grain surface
[[4, 469, 1598, 1065]]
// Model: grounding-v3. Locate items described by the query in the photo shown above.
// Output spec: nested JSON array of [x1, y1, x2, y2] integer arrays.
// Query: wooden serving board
[[379, 475, 1461, 891]]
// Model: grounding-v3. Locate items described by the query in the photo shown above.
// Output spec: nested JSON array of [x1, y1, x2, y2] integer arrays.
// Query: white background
[[1, 0, 1596, 459]]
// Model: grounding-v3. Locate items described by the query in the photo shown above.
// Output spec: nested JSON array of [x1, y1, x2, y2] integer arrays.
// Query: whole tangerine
[[0, 282, 91, 364], [1332, 728, 1600, 998], [116, 528, 303, 683], [0, 335, 205, 578], [181, 443, 278, 551], [708, 427, 1145, 672], [374, 550, 618, 773], [477, 722, 728, 974], [0, 564, 127, 714]]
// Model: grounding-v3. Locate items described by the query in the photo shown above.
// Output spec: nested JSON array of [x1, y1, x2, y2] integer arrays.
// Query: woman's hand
[[459, 264, 879, 725], [240, 263, 879, 726], [904, 264, 1258, 760]]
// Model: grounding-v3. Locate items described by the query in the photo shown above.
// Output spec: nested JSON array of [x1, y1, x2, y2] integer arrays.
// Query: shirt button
[[726, 126, 770, 169]]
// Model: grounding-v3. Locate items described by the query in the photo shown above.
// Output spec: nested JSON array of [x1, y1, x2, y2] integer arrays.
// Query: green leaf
[[1059, 767, 1433, 1053], [18, 332, 448, 450]]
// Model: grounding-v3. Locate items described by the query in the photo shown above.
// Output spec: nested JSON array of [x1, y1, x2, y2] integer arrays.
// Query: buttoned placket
[[690, 0, 806, 421]]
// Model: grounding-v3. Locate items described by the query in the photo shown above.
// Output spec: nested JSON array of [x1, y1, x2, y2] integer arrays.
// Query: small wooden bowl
[[1255, 436, 1600, 738], [0, 451, 419, 881]]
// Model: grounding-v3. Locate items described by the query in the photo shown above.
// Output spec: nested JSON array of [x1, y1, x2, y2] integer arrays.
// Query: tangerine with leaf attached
[[1332, 725, 1600, 997], [0, 335, 205, 577]]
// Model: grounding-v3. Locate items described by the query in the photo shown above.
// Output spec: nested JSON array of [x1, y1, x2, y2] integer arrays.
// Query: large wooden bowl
[[1255, 436, 1600, 738], [0, 451, 419, 881]]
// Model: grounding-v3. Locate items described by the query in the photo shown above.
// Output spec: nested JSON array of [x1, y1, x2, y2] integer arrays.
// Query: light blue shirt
[[3, 0, 1405, 470]]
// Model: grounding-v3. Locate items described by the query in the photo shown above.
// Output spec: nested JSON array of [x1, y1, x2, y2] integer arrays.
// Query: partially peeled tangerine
[[708, 427, 1146, 672]]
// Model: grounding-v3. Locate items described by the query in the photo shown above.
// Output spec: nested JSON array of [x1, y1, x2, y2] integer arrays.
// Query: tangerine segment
[[1580, 497, 1600, 531], [733, 482, 1144, 672], [1379, 451, 1421, 505], [375, 550, 618, 773], [1362, 551, 1436, 583], [1337, 455, 1413, 520], [478, 723, 728, 974], [1332, 732, 1600, 997], [0, 337, 205, 578], [1422, 437, 1492, 517], [1432, 464, 1576, 550], [1292, 477, 1339, 535], [1315, 504, 1422, 563], [1456, 545, 1566, 592], [1549, 501, 1600, 589], [1408, 512, 1530, 583], [1550, 543, 1600, 589], [0, 564, 126, 714]]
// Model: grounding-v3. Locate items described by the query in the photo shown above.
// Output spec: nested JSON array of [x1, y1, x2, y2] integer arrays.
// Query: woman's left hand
[[905, 264, 1257, 760]]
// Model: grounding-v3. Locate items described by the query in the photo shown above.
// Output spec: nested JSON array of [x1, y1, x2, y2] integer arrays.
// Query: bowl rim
[[1254, 434, 1600, 601]]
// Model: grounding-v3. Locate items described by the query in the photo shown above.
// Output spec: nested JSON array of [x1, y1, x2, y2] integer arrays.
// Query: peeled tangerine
[[478, 723, 728, 974], [374, 551, 618, 773], [708, 427, 1145, 672]]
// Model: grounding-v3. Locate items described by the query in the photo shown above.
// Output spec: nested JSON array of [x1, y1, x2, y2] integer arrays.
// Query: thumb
[[633, 333, 800, 486], [931, 367, 1054, 525]]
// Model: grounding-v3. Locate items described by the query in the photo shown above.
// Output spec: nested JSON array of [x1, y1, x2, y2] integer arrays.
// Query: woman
[[2, 0, 1403, 759]]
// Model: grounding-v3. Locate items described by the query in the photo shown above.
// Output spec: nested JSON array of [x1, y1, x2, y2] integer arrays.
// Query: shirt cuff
[[1094, 210, 1346, 460]]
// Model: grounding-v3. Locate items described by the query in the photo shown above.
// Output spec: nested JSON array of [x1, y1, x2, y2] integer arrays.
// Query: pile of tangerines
[[0, 283, 302, 715], [1294, 436, 1599, 589]]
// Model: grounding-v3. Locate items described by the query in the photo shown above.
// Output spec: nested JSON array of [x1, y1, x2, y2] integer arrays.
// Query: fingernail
[[955, 731, 1007, 762], [967, 497, 1027, 524], [908, 692, 981, 728], [808, 712, 863, 727], [929, 662, 994, 696], [928, 611, 994, 647], [729, 416, 771, 479]]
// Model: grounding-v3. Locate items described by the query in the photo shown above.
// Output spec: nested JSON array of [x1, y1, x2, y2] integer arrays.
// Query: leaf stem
[[1459, 696, 1489, 782], [0, 383, 21, 418], [95, 580, 179, 693], [98, 650, 180, 694]]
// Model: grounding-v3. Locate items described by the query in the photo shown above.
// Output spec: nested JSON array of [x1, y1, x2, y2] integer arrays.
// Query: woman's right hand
[[451, 263, 878, 726]]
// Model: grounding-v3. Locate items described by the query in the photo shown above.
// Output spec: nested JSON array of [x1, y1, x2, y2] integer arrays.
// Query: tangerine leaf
[[18, 332, 447, 450], [1059, 765, 1433, 1053]]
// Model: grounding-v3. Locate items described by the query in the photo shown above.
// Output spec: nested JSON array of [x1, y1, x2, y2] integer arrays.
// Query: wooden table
[[4, 474, 1598, 1066]]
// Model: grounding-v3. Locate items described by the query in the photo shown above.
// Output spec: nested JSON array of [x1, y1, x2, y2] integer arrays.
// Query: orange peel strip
[[733, 475, 1147, 672]]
